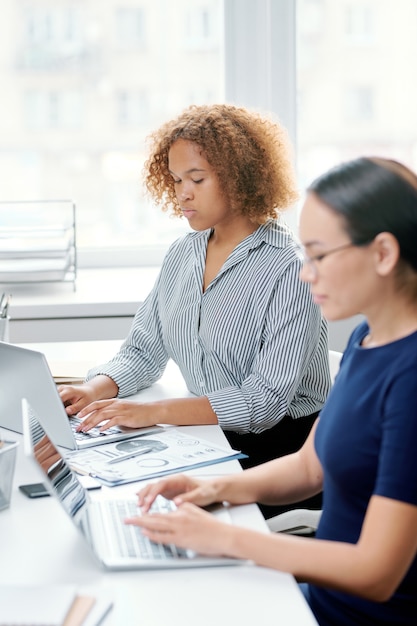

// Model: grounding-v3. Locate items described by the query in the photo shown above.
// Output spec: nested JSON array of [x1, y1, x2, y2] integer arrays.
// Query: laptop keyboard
[[106, 497, 190, 559], [70, 416, 122, 440]]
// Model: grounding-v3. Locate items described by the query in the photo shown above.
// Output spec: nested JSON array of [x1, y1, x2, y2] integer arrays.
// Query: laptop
[[22, 398, 246, 570], [0, 342, 162, 450]]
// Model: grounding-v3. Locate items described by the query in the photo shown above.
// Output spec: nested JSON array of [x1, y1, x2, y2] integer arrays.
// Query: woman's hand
[[73, 394, 220, 434], [58, 383, 101, 416], [137, 474, 223, 512], [125, 502, 235, 557], [58, 375, 118, 416], [74, 398, 158, 432]]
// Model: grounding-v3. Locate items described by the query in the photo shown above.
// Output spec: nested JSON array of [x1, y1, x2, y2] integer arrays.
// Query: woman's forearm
[[88, 374, 119, 399], [224, 526, 371, 595], [143, 396, 219, 426], [211, 450, 321, 507], [223, 496, 417, 603], [235, 422, 323, 506]]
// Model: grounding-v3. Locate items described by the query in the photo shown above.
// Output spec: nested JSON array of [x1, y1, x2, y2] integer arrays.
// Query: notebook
[[22, 398, 246, 570], [0, 584, 77, 626], [0, 341, 162, 450], [0, 585, 113, 626]]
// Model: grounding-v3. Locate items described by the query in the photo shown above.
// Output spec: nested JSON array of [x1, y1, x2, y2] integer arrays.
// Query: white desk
[[0, 341, 318, 626]]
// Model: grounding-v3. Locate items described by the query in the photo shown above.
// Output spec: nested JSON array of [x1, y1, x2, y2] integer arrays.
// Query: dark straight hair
[[307, 157, 417, 271]]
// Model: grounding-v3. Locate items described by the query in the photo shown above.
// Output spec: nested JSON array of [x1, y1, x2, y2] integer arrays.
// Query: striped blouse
[[87, 219, 331, 434]]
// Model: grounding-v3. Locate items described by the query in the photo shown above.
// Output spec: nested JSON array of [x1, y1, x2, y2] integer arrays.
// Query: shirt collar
[[191, 217, 296, 255], [245, 218, 296, 251]]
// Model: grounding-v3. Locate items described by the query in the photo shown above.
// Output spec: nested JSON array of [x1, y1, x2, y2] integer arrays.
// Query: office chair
[[266, 349, 343, 535]]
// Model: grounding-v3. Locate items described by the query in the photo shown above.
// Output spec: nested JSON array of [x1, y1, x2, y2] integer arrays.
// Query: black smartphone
[[19, 482, 50, 499]]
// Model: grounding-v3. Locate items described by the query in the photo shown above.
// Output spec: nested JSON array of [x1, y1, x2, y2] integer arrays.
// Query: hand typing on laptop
[[136, 474, 225, 512], [59, 375, 167, 433], [59, 374, 119, 417], [60, 373, 217, 434], [73, 398, 167, 433], [125, 474, 238, 558]]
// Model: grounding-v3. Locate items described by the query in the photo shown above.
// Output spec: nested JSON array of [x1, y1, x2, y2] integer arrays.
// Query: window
[[2, 0, 417, 269], [344, 3, 375, 44], [296, 0, 417, 191], [25, 91, 84, 130], [2, 0, 224, 266], [344, 86, 374, 122], [299, 0, 325, 37], [116, 7, 146, 48], [116, 91, 149, 127], [21, 6, 85, 70], [184, 5, 219, 49]]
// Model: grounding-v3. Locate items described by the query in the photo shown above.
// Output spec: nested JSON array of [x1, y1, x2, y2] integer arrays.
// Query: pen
[[106, 446, 153, 465]]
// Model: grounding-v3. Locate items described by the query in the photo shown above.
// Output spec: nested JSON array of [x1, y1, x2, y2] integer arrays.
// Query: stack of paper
[[0, 200, 76, 286], [66, 427, 246, 486]]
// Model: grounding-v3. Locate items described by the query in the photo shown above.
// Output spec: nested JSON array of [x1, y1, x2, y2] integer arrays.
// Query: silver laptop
[[0, 342, 162, 449], [22, 398, 245, 570]]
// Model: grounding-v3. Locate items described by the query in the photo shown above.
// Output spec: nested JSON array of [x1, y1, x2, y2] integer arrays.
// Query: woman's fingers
[[137, 475, 201, 511]]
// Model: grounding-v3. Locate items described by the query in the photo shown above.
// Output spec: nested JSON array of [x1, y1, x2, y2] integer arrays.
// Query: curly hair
[[143, 103, 298, 223]]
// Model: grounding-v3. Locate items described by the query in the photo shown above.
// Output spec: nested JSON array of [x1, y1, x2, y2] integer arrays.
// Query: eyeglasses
[[301, 242, 354, 277]]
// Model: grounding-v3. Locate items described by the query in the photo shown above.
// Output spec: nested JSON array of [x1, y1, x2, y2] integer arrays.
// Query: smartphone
[[19, 478, 102, 499], [19, 482, 50, 499]]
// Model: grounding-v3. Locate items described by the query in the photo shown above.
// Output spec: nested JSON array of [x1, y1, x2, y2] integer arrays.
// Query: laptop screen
[[23, 398, 87, 519], [22, 398, 247, 571]]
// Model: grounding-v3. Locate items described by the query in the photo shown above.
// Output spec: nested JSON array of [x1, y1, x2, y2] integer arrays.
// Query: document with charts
[[65, 427, 246, 486]]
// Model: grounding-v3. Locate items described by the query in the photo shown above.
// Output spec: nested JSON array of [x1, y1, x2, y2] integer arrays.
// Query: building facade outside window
[[0, 0, 416, 269]]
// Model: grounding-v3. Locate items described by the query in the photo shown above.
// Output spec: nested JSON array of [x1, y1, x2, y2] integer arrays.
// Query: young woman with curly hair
[[144, 103, 298, 223], [60, 104, 330, 516]]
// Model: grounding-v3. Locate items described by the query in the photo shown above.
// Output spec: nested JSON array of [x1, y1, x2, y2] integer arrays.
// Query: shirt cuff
[[85, 363, 139, 397], [207, 387, 252, 433]]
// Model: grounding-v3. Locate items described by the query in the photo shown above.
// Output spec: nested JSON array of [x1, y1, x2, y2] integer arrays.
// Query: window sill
[[6, 267, 160, 342]]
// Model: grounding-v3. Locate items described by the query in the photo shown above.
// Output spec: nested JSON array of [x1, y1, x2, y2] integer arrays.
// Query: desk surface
[[0, 341, 318, 626]]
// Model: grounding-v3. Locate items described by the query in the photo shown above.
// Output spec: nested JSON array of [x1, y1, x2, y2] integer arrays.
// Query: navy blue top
[[310, 321, 417, 625]]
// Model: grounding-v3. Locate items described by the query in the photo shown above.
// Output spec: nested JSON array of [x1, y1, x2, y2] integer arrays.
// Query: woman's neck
[[209, 216, 259, 248], [364, 298, 417, 347]]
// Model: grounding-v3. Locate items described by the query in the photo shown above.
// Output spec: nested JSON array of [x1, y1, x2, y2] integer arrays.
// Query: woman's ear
[[372, 232, 400, 276]]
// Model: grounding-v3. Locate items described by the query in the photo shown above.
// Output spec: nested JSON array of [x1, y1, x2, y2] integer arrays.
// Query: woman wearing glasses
[[131, 157, 417, 625]]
